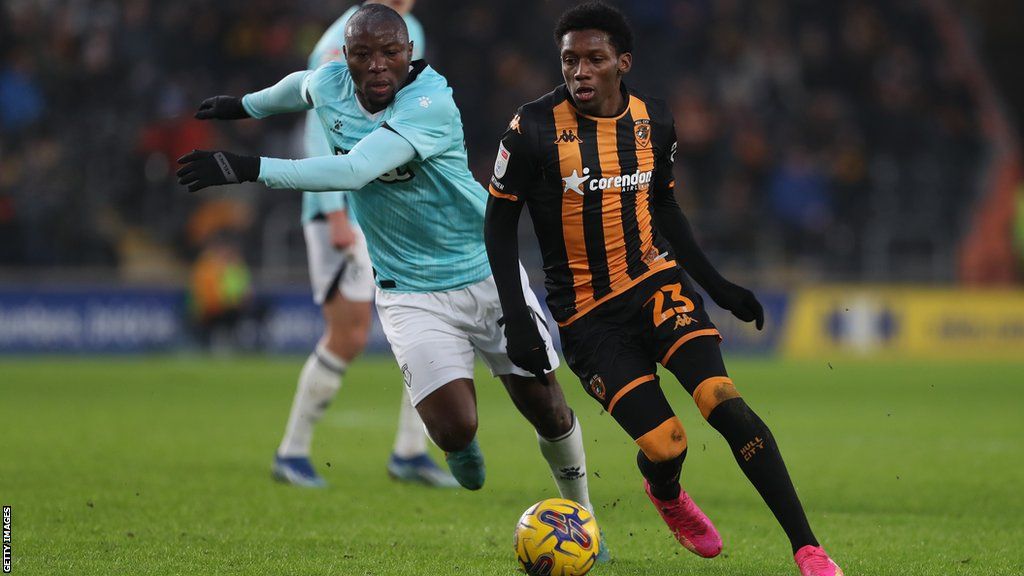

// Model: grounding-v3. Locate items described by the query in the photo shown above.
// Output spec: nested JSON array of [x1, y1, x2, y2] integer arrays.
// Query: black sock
[[707, 398, 818, 553], [637, 449, 686, 501]]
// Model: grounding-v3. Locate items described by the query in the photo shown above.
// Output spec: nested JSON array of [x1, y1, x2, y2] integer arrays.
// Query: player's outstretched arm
[[259, 126, 415, 191], [193, 71, 314, 122], [176, 126, 416, 193], [195, 96, 250, 120], [484, 197, 552, 380], [650, 188, 765, 330]]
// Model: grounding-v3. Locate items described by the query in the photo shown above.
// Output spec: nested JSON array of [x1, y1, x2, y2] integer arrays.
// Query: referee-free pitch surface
[[2, 356, 1022, 575]]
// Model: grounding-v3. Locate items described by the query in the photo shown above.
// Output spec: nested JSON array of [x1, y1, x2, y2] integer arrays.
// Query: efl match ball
[[513, 498, 601, 576]]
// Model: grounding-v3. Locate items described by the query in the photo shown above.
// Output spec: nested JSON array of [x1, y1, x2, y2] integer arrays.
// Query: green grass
[[2, 356, 1023, 575]]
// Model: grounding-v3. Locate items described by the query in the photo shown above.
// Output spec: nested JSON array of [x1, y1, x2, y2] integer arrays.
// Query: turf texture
[[1, 356, 1022, 575]]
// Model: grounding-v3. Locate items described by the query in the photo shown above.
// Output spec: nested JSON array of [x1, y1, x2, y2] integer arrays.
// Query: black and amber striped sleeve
[[488, 109, 538, 203]]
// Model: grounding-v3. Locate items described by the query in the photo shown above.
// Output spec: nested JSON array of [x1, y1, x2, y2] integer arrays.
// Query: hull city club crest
[[589, 374, 606, 401], [634, 118, 651, 148]]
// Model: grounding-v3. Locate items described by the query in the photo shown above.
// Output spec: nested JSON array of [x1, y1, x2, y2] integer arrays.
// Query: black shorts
[[558, 267, 720, 437]]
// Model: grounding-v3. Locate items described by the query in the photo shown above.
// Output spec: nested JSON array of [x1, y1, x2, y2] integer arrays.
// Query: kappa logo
[[588, 374, 606, 401], [634, 119, 651, 148], [674, 314, 697, 329], [508, 113, 522, 134], [554, 129, 582, 144]]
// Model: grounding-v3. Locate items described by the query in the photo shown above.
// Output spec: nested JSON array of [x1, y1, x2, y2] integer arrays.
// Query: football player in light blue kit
[[271, 0, 457, 489], [178, 7, 606, 544]]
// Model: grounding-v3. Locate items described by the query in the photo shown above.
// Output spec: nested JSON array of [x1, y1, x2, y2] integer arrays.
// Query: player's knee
[[427, 413, 478, 452], [533, 401, 572, 439], [692, 376, 742, 421], [636, 416, 687, 462], [320, 325, 366, 361]]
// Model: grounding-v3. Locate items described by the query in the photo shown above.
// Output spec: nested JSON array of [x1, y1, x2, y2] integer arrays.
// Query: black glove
[[708, 280, 765, 330], [194, 96, 250, 120], [175, 150, 260, 193], [501, 310, 552, 380]]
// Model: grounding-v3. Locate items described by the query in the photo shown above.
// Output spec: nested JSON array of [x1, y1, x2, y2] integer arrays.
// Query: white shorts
[[303, 221, 375, 304], [375, 266, 560, 406]]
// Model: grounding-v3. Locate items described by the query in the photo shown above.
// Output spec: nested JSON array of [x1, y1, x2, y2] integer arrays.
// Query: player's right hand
[[501, 311, 552, 381], [709, 280, 765, 330], [195, 96, 250, 120], [176, 150, 259, 193]]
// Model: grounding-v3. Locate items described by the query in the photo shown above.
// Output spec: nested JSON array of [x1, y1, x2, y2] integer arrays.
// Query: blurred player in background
[[177, 7, 607, 559], [275, 0, 455, 488], [485, 3, 840, 575]]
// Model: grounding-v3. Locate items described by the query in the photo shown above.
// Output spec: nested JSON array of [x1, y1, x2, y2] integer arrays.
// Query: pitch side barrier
[[2, 285, 1019, 358], [781, 286, 1024, 359], [0, 285, 783, 355]]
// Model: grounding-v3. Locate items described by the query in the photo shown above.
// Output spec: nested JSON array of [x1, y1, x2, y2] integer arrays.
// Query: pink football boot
[[794, 545, 844, 576], [644, 479, 723, 558]]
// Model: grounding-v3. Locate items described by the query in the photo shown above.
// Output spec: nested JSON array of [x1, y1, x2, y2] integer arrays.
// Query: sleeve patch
[[494, 141, 511, 179]]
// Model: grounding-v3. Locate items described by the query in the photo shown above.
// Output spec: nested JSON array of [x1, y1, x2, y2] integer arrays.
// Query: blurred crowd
[[0, 0, 999, 282]]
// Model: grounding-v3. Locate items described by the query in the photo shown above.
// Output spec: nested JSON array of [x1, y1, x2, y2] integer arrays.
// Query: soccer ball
[[514, 498, 601, 576]]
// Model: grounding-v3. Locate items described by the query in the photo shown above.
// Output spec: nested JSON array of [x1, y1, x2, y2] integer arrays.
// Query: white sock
[[537, 413, 593, 512], [392, 391, 428, 458], [277, 343, 345, 457]]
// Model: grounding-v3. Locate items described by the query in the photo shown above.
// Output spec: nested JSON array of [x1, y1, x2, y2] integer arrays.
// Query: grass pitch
[[2, 356, 1022, 575]]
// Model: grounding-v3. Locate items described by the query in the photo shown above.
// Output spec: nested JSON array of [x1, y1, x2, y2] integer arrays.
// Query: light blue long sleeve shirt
[[240, 62, 491, 293]]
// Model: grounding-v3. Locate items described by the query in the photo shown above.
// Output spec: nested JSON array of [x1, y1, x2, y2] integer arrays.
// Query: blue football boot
[[443, 438, 486, 490], [387, 453, 460, 488], [272, 454, 326, 488]]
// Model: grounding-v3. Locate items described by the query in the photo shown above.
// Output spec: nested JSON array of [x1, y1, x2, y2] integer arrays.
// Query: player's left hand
[[194, 96, 250, 120], [501, 311, 552, 381], [709, 280, 765, 330], [176, 150, 259, 193]]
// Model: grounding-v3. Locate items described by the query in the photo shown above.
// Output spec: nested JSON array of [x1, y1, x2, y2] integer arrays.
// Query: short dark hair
[[554, 2, 634, 54], [346, 3, 409, 43]]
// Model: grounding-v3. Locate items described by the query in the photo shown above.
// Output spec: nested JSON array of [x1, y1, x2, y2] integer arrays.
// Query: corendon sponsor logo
[[587, 168, 653, 193], [563, 167, 654, 196]]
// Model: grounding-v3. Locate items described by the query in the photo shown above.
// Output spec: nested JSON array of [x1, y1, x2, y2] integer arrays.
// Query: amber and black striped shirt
[[489, 84, 679, 326]]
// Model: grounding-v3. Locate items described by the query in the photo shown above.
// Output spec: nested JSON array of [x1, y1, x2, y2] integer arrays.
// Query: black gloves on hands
[[195, 96, 250, 120], [708, 279, 765, 330], [178, 96, 254, 192], [176, 150, 259, 193], [501, 310, 552, 380]]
